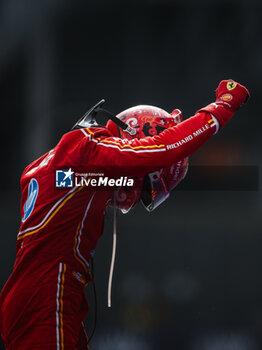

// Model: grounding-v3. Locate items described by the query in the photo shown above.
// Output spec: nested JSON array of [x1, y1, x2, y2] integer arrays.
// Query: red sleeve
[[79, 111, 219, 176]]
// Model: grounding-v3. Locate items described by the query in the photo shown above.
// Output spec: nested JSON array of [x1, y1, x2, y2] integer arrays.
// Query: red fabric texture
[[0, 263, 89, 349]]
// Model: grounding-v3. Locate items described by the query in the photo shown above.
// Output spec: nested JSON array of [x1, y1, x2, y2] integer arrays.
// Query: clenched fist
[[198, 79, 250, 129]]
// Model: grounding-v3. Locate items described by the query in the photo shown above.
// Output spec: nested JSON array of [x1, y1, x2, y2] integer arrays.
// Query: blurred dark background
[[0, 0, 261, 349]]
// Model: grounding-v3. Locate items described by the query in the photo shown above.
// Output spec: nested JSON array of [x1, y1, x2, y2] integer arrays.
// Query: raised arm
[[80, 79, 249, 176]]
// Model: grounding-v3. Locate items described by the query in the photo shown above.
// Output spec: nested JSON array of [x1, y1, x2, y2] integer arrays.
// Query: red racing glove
[[198, 79, 250, 129]]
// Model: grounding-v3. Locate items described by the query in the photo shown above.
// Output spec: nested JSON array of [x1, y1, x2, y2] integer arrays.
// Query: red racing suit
[[0, 110, 221, 349]]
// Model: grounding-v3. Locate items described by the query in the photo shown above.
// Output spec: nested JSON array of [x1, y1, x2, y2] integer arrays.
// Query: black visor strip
[[98, 107, 128, 131]]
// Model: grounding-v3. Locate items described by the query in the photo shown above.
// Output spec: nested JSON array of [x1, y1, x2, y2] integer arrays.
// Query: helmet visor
[[141, 170, 170, 212]]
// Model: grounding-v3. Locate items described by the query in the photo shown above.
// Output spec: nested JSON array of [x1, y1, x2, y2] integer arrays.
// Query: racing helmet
[[105, 105, 188, 212], [106, 105, 183, 139]]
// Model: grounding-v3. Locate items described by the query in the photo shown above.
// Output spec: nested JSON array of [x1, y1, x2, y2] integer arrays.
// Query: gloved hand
[[198, 79, 250, 129]]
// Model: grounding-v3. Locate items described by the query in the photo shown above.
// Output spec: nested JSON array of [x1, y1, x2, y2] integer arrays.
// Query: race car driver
[[0, 79, 249, 349]]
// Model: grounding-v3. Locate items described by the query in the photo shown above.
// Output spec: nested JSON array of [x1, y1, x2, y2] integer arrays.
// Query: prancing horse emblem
[[227, 81, 237, 91]]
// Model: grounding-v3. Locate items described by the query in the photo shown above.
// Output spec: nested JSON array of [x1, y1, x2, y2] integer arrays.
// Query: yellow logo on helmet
[[227, 81, 237, 90]]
